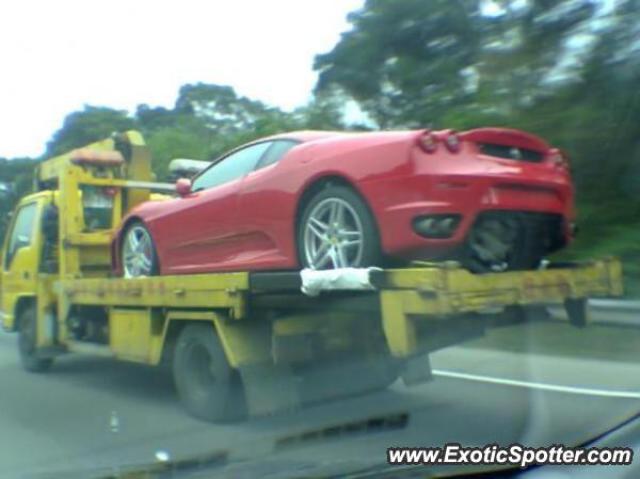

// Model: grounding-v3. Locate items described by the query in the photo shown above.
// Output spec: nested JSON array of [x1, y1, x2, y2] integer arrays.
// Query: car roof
[[262, 130, 348, 143]]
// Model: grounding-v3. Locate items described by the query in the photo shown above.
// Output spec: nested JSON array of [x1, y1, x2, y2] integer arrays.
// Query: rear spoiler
[[461, 128, 550, 152]]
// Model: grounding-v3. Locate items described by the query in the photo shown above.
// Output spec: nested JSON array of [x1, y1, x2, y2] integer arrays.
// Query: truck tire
[[18, 305, 53, 373], [297, 355, 402, 405], [173, 323, 245, 422]]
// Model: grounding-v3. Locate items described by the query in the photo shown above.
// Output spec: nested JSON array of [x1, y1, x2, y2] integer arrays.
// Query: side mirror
[[176, 178, 192, 197]]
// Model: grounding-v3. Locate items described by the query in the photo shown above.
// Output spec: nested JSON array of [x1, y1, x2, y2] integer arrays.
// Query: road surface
[[1, 308, 640, 478]]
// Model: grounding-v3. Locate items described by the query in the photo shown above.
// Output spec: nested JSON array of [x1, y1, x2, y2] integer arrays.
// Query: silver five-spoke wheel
[[122, 224, 156, 278], [303, 197, 365, 269]]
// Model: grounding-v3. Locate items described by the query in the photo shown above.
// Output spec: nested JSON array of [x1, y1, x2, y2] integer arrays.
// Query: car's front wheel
[[298, 184, 382, 269], [121, 222, 159, 278]]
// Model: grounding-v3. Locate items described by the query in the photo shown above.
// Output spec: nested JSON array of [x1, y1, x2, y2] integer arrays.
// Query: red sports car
[[113, 128, 574, 277]]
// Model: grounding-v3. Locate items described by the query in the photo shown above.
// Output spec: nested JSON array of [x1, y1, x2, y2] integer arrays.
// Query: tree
[[174, 83, 295, 137], [314, 0, 601, 130], [0, 157, 36, 239], [293, 89, 348, 130], [314, 0, 483, 128], [145, 127, 212, 182], [46, 106, 137, 157]]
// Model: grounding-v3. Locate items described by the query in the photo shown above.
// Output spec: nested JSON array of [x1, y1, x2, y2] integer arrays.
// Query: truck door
[[1, 200, 40, 330]]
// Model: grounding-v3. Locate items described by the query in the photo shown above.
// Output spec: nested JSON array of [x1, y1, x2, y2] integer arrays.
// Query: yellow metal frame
[[1, 132, 155, 333], [379, 258, 623, 356], [60, 274, 248, 319], [109, 308, 161, 363]]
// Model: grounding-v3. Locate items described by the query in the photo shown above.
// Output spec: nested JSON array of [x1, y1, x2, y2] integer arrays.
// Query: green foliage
[[46, 106, 137, 157], [38, 83, 349, 186], [0, 158, 35, 239], [145, 127, 211, 181], [315, 0, 482, 127], [293, 90, 348, 131]]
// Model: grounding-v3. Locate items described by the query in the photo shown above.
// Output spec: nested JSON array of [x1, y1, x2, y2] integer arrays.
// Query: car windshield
[[1, 1, 639, 478]]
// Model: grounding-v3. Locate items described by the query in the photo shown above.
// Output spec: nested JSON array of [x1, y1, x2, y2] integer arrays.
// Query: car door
[[234, 140, 301, 269], [1, 200, 40, 329], [158, 141, 273, 273]]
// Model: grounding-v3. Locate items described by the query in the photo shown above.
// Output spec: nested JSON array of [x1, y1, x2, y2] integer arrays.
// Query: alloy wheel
[[122, 225, 154, 277], [303, 197, 365, 269]]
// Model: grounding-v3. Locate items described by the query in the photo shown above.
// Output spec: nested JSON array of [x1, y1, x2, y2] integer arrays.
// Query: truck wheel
[[173, 324, 245, 422], [18, 306, 53, 373], [121, 222, 159, 278], [298, 184, 382, 269], [298, 355, 402, 404]]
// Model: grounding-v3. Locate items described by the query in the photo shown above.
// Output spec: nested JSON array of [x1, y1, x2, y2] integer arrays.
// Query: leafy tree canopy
[[46, 106, 137, 157]]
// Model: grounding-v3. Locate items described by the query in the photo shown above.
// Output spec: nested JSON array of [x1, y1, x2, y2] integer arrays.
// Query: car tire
[[18, 305, 53, 373], [298, 184, 382, 269], [463, 214, 542, 273], [173, 324, 245, 422], [121, 222, 159, 278]]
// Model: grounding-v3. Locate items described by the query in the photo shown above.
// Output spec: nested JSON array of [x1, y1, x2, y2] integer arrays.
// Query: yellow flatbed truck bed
[[0, 131, 623, 421], [53, 257, 621, 418]]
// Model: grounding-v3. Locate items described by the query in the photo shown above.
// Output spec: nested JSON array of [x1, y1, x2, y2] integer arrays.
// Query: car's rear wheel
[[121, 222, 158, 278], [298, 185, 382, 269], [464, 214, 542, 273]]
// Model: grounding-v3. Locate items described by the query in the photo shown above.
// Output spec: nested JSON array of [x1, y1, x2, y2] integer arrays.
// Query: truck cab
[[1, 190, 51, 332], [0, 131, 163, 355]]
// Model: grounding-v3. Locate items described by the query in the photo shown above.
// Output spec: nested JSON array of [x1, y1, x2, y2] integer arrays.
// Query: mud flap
[[401, 354, 433, 386], [497, 305, 550, 326], [565, 298, 588, 328], [239, 363, 301, 417]]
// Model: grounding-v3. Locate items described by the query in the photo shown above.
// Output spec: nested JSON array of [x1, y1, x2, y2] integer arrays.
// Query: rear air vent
[[478, 143, 544, 163]]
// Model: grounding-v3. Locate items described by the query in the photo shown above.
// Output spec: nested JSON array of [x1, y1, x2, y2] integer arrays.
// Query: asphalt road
[[2, 308, 640, 478]]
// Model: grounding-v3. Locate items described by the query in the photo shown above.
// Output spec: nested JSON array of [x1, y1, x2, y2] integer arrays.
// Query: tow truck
[[0, 131, 623, 421]]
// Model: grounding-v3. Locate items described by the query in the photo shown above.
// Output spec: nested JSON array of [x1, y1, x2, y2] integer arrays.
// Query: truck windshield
[[4, 202, 36, 269]]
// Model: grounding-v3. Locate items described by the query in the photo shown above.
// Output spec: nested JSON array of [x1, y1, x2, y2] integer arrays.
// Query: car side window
[[254, 140, 299, 171], [4, 202, 37, 270], [192, 142, 273, 191]]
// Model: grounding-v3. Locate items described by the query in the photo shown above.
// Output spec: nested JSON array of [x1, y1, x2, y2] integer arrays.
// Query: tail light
[[444, 131, 461, 153], [549, 149, 570, 170], [418, 131, 438, 153]]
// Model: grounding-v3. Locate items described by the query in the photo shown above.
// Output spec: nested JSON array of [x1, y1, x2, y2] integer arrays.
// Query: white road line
[[432, 369, 640, 399]]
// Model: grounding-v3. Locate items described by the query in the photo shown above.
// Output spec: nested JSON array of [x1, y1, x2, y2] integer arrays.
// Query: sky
[[0, 0, 364, 158]]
